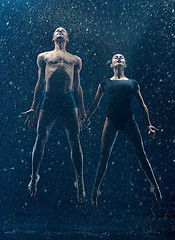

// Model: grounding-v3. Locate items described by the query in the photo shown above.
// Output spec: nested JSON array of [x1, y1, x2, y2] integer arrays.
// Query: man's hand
[[21, 109, 36, 126], [147, 125, 159, 139]]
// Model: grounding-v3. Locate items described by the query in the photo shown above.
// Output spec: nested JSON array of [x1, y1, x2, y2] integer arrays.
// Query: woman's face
[[111, 54, 126, 68]]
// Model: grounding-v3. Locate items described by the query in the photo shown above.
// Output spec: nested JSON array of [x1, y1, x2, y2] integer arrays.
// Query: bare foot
[[74, 180, 86, 203], [91, 189, 101, 207], [28, 175, 40, 197], [150, 185, 162, 203]]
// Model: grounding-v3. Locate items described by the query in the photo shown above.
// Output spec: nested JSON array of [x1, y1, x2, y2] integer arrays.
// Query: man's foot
[[91, 189, 101, 207], [150, 185, 162, 203], [74, 180, 86, 203], [28, 175, 40, 197]]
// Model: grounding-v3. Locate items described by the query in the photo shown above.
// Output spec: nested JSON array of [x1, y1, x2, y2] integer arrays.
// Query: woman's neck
[[111, 68, 128, 80]]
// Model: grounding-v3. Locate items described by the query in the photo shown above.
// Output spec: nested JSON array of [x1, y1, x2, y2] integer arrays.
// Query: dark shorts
[[40, 91, 77, 113]]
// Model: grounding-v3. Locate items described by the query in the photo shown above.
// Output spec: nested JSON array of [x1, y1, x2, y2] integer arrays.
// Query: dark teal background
[[0, 0, 175, 239]]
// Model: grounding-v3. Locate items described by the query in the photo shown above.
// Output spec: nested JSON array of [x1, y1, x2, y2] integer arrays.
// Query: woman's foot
[[74, 180, 86, 203], [150, 185, 162, 203], [28, 175, 40, 197]]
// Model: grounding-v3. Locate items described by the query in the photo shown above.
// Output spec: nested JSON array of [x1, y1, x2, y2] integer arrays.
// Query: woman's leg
[[123, 119, 162, 203], [92, 118, 118, 206]]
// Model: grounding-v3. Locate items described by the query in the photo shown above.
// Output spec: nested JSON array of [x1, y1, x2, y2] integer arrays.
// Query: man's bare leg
[[92, 118, 118, 206], [124, 119, 162, 203], [61, 108, 86, 203], [28, 110, 56, 197]]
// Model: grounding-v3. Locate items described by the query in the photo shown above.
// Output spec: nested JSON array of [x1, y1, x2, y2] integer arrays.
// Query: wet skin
[[23, 28, 86, 202]]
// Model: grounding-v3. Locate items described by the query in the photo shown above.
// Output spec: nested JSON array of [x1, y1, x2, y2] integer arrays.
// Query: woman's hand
[[21, 109, 36, 126], [148, 125, 159, 139]]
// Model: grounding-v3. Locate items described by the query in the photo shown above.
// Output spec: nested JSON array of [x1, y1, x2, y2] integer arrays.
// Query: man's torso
[[41, 50, 79, 94]]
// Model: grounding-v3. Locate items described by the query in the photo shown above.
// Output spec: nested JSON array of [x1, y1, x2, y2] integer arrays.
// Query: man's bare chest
[[44, 53, 76, 66]]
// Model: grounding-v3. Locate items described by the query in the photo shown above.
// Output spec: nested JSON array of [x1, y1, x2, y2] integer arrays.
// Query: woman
[[82, 54, 162, 206]]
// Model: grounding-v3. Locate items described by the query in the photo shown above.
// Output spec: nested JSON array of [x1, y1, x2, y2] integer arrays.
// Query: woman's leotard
[[101, 79, 138, 130]]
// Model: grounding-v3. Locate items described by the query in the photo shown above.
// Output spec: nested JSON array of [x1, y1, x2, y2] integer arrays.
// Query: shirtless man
[[22, 27, 86, 203], [82, 54, 162, 206]]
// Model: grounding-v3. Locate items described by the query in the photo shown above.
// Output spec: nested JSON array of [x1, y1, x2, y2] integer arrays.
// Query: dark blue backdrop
[[0, 0, 175, 239]]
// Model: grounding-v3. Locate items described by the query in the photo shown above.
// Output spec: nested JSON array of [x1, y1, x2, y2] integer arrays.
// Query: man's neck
[[54, 41, 67, 52]]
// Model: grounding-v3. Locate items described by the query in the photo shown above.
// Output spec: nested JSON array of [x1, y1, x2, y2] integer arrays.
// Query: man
[[22, 27, 86, 203]]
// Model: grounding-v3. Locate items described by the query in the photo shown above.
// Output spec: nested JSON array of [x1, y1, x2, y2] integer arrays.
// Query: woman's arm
[[81, 84, 104, 129], [134, 84, 158, 138], [86, 84, 104, 119]]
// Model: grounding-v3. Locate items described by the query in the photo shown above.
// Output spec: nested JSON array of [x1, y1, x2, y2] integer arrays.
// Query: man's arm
[[73, 56, 86, 119], [134, 84, 158, 137], [22, 53, 45, 125], [30, 54, 45, 111]]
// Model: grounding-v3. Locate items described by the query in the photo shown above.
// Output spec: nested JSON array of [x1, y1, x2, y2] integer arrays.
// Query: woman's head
[[110, 54, 126, 69]]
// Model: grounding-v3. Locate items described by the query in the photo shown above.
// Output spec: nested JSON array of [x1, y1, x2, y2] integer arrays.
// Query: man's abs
[[45, 64, 75, 94]]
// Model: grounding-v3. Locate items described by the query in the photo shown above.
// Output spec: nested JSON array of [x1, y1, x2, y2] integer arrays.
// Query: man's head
[[110, 54, 126, 69], [52, 27, 69, 43]]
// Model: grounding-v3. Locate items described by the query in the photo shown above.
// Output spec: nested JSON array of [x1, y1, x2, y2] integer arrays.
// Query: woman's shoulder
[[129, 78, 138, 83], [129, 79, 139, 89], [100, 79, 108, 88]]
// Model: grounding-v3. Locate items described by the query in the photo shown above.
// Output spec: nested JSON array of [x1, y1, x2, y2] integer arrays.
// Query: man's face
[[53, 27, 69, 42], [112, 54, 126, 68]]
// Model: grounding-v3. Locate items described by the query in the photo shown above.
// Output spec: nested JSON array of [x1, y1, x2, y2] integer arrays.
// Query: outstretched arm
[[22, 53, 45, 125], [134, 84, 158, 138]]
